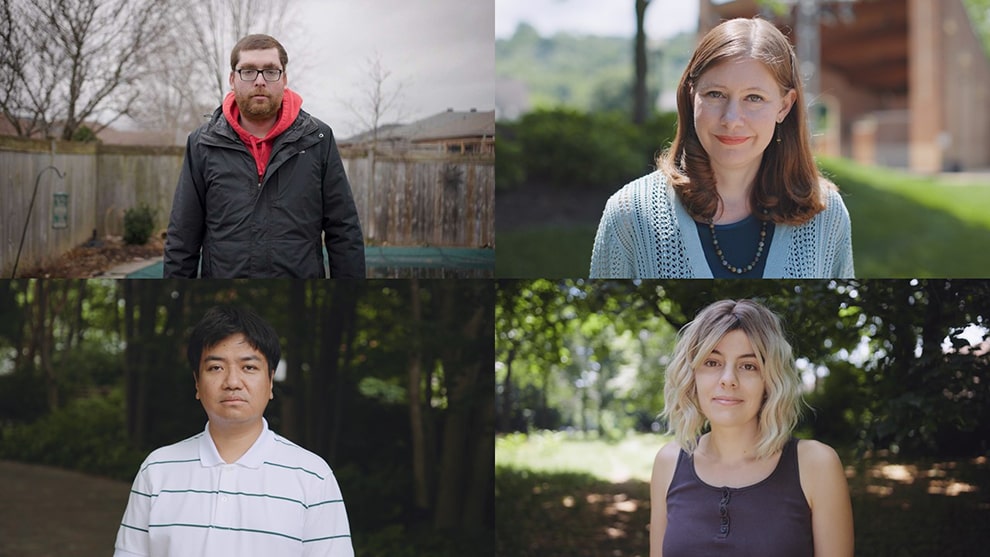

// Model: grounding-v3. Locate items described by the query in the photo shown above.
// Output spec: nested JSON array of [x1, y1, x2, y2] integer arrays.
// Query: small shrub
[[71, 125, 99, 143], [123, 203, 156, 245], [504, 108, 678, 190], [495, 122, 526, 191], [0, 388, 146, 481]]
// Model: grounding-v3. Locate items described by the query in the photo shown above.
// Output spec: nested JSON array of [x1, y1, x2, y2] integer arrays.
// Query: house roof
[[341, 109, 495, 145], [0, 115, 176, 145]]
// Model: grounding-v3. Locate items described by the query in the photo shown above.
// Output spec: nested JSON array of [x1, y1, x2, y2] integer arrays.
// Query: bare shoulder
[[652, 440, 682, 490], [655, 439, 682, 466], [650, 440, 682, 556], [797, 438, 843, 470], [797, 439, 849, 510]]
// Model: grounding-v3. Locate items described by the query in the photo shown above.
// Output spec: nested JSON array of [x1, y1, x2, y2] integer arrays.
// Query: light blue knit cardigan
[[589, 170, 855, 278]]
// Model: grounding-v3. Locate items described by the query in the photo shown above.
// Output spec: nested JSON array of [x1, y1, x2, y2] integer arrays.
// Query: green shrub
[[498, 108, 679, 191], [0, 368, 49, 423], [56, 343, 125, 398], [71, 125, 99, 143], [495, 122, 526, 191], [516, 108, 639, 189], [0, 388, 146, 481], [123, 203, 156, 245]]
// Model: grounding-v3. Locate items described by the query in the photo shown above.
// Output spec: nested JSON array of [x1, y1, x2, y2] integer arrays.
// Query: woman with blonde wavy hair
[[650, 299, 853, 556], [591, 18, 854, 278]]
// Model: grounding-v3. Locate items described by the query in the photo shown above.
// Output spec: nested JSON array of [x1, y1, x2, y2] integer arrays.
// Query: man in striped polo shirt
[[114, 306, 353, 557]]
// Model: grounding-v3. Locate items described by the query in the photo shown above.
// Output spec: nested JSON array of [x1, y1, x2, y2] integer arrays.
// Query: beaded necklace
[[707, 210, 769, 274]]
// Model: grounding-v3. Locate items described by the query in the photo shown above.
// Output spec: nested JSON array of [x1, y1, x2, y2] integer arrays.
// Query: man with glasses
[[164, 34, 365, 278]]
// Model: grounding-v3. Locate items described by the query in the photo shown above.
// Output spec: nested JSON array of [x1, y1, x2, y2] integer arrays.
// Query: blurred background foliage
[[496, 279, 990, 456], [496, 109, 678, 192]]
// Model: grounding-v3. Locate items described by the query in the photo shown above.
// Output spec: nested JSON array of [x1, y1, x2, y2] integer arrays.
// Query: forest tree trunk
[[311, 282, 358, 461], [434, 285, 485, 530], [283, 282, 306, 441], [36, 281, 58, 411], [462, 297, 494, 531], [633, 0, 651, 125], [408, 278, 430, 512]]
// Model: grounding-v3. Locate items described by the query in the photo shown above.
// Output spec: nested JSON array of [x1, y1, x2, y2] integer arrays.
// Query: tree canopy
[[496, 279, 990, 457]]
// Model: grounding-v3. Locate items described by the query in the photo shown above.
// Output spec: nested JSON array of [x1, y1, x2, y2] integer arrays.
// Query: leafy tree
[[496, 280, 990, 457], [496, 280, 571, 432], [496, 22, 688, 114], [963, 0, 990, 58]]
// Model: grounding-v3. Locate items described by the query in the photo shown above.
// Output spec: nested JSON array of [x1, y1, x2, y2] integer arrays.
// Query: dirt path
[[0, 460, 132, 557]]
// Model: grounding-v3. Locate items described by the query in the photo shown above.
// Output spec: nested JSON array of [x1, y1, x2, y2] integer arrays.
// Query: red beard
[[235, 89, 280, 120]]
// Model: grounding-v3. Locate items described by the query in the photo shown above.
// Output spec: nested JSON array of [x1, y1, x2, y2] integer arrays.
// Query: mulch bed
[[15, 236, 164, 278]]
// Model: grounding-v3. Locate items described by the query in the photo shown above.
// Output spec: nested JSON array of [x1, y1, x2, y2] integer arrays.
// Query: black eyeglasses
[[235, 68, 283, 82]]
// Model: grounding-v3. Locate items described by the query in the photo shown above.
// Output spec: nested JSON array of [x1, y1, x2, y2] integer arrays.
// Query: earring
[[776, 122, 782, 144]]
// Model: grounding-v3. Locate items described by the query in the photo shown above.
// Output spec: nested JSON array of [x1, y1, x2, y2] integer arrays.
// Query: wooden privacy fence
[[0, 136, 494, 276], [0, 136, 184, 277], [341, 148, 494, 248]]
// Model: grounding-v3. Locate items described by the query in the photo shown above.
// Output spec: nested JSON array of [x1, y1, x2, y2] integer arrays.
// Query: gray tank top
[[663, 437, 814, 556]]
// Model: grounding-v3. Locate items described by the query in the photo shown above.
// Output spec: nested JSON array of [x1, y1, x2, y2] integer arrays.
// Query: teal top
[[695, 215, 776, 278]]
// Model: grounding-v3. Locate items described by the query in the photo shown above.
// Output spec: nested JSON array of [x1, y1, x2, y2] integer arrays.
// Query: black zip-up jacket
[[163, 106, 365, 278]]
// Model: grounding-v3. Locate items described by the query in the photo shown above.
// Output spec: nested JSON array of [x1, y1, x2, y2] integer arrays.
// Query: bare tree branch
[[341, 51, 409, 149], [0, 0, 172, 140]]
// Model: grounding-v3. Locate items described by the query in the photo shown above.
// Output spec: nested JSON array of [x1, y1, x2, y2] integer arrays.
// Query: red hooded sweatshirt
[[222, 88, 303, 183]]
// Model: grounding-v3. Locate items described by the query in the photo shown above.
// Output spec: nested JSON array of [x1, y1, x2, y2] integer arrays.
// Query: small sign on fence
[[52, 192, 69, 229]]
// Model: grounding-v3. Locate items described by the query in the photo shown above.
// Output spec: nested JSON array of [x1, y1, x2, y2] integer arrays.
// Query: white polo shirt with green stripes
[[113, 419, 353, 557]]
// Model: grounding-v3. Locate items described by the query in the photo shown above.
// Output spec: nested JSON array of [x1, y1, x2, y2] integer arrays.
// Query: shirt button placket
[[718, 487, 731, 539], [216, 465, 237, 521]]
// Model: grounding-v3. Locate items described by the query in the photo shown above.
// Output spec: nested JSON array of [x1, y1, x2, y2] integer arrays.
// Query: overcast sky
[[495, 0, 699, 40], [279, 0, 494, 138]]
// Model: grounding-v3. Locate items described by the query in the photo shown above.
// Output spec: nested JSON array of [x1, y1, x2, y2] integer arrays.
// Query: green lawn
[[496, 431, 990, 557], [496, 158, 990, 278], [818, 156, 990, 278], [495, 226, 597, 278]]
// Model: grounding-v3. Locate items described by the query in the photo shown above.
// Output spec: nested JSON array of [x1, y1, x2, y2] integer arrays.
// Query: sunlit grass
[[496, 431, 667, 483], [817, 156, 990, 277], [496, 433, 990, 557]]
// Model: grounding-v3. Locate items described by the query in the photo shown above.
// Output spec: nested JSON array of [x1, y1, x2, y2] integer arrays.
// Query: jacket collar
[[203, 105, 317, 148]]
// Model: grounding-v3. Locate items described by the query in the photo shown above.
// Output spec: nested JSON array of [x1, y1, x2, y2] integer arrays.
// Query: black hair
[[187, 306, 281, 378]]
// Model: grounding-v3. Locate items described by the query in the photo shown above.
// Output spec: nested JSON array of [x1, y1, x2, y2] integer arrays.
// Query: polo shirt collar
[[199, 418, 273, 469]]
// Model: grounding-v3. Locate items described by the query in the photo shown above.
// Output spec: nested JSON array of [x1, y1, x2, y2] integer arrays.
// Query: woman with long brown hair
[[591, 18, 854, 278]]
